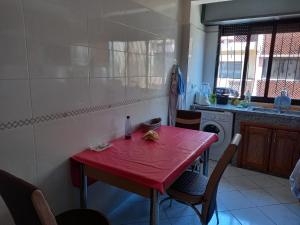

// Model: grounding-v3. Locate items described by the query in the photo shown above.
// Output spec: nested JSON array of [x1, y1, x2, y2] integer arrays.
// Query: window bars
[[215, 20, 300, 104]]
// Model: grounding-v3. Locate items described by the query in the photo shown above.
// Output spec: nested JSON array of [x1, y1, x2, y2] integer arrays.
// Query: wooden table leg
[[80, 164, 87, 209], [203, 148, 210, 176], [150, 189, 159, 225]]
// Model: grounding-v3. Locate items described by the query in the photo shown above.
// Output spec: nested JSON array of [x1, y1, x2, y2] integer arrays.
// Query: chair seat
[[170, 171, 208, 196], [56, 209, 110, 225], [166, 171, 207, 206], [167, 171, 208, 204]]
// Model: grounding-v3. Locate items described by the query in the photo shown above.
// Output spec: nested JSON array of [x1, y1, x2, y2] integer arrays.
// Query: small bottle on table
[[125, 116, 132, 139]]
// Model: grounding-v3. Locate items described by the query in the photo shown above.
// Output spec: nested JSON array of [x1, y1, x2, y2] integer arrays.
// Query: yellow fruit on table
[[143, 130, 159, 141]]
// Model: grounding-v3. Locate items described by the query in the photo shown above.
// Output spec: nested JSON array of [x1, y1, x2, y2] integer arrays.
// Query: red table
[[72, 125, 218, 225]]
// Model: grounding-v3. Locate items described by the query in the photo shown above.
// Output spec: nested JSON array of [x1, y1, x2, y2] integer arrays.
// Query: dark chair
[[175, 110, 201, 130], [163, 134, 242, 225], [0, 170, 111, 225]]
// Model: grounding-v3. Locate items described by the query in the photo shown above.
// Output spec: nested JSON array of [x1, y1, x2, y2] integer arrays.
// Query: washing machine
[[199, 110, 234, 161]]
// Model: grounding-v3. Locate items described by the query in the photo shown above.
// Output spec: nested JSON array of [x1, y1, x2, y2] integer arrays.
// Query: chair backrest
[[0, 170, 57, 225], [201, 134, 242, 224], [175, 110, 201, 130], [31, 190, 58, 225]]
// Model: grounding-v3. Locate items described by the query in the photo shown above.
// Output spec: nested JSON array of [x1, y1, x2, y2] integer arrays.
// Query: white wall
[[185, 4, 207, 108], [0, 0, 183, 224], [186, 25, 206, 107], [203, 26, 219, 90]]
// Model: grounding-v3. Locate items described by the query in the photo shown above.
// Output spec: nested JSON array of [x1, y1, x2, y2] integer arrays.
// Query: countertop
[[191, 103, 300, 119]]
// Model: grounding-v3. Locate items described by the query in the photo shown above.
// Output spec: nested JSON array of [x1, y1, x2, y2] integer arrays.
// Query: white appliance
[[199, 110, 234, 161]]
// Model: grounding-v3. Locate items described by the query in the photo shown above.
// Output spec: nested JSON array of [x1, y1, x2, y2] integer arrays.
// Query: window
[[245, 33, 272, 97], [215, 20, 300, 104], [267, 30, 300, 99], [219, 62, 243, 79], [216, 35, 247, 97]]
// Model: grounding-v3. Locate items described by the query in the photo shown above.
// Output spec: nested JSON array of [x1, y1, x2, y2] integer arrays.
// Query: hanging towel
[[177, 65, 185, 95], [168, 64, 186, 126], [176, 65, 185, 110]]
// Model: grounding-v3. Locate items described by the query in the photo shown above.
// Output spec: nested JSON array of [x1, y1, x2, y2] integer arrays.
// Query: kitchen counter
[[192, 103, 300, 168], [191, 103, 300, 119]]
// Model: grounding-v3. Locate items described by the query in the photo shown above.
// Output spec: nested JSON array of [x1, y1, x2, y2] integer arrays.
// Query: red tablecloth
[[71, 125, 218, 193]]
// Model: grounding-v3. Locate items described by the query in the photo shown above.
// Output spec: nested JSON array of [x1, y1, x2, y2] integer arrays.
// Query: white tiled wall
[[184, 4, 207, 108], [203, 25, 219, 90], [0, 0, 184, 223], [186, 24, 206, 107]]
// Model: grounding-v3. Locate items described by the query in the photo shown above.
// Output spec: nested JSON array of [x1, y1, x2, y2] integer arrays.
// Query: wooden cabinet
[[239, 122, 300, 177], [269, 130, 299, 177], [241, 126, 272, 172]]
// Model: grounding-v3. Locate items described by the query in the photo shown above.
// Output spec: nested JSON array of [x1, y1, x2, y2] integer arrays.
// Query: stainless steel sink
[[283, 110, 300, 116], [251, 107, 279, 113], [251, 107, 300, 116]]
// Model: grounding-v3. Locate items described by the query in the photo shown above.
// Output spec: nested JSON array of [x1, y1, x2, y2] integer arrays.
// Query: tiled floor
[[108, 161, 300, 225]]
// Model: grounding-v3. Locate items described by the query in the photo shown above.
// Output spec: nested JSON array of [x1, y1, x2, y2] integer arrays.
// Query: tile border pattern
[[0, 95, 168, 131]]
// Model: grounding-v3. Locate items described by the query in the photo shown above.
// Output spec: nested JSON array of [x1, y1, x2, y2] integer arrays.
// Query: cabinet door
[[269, 130, 300, 177], [241, 126, 272, 172]]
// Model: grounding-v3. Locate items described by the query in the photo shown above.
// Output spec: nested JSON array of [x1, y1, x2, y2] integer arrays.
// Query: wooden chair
[[163, 134, 242, 225], [175, 110, 201, 130], [175, 110, 202, 171], [0, 169, 111, 225]]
